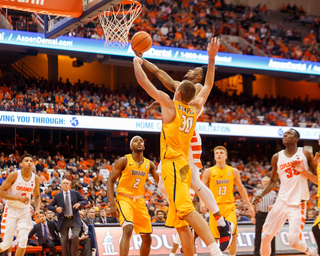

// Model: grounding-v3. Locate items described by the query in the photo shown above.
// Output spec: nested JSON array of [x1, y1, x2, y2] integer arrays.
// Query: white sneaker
[[308, 247, 318, 256]]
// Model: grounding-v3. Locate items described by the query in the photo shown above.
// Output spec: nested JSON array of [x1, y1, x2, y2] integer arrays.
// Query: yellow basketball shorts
[[313, 200, 320, 228], [209, 203, 238, 239], [161, 156, 196, 228], [116, 194, 152, 234]]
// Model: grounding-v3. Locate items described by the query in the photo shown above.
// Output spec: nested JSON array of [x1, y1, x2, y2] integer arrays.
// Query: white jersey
[[277, 147, 309, 206], [7, 170, 35, 208]]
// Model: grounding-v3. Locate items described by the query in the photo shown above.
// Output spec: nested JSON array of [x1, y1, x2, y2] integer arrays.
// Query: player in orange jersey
[[107, 136, 158, 256], [0, 154, 41, 256]]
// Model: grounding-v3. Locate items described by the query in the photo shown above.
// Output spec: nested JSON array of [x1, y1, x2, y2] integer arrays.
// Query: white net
[[98, 0, 141, 48]]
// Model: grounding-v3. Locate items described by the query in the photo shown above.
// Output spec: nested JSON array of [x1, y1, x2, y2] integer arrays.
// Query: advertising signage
[[95, 223, 316, 255], [0, 111, 319, 139], [0, 29, 320, 76]]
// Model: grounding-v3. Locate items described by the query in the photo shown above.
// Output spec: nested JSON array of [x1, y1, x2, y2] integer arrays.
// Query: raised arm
[[133, 57, 173, 109], [107, 156, 127, 218], [141, 58, 179, 92], [253, 153, 279, 204], [192, 37, 220, 111]]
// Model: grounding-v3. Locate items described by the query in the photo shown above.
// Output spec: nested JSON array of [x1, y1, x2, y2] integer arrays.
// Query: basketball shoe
[[218, 220, 235, 252]]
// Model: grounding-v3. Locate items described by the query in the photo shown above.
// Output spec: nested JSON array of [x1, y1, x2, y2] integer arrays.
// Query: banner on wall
[[0, 111, 319, 139], [94, 223, 316, 255], [0, 29, 320, 76]]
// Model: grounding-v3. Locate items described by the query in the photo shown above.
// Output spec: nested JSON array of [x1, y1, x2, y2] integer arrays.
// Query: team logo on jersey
[[296, 155, 300, 160], [145, 165, 148, 169], [16, 186, 33, 192], [228, 173, 231, 176]]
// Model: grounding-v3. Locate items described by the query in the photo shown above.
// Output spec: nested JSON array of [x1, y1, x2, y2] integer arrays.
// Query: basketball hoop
[[98, 0, 141, 48]]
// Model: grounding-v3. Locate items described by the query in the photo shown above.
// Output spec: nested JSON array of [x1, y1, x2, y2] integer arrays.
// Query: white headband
[[130, 136, 142, 147]]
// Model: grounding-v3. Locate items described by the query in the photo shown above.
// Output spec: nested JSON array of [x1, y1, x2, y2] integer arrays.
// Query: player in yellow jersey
[[107, 136, 158, 256], [134, 37, 225, 256], [201, 146, 255, 256], [292, 135, 320, 255]]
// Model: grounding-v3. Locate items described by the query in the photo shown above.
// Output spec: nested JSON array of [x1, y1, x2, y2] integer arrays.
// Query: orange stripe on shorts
[[302, 217, 306, 223], [191, 138, 198, 143], [1, 226, 5, 230], [191, 145, 202, 151], [3, 214, 7, 218], [193, 154, 201, 159], [2, 220, 5, 224], [195, 162, 203, 168]]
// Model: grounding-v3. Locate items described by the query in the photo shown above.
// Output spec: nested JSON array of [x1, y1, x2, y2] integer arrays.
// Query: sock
[[208, 242, 222, 256], [229, 255, 236, 256], [215, 215, 226, 227], [169, 253, 175, 256], [7, 252, 12, 256], [194, 254, 198, 256]]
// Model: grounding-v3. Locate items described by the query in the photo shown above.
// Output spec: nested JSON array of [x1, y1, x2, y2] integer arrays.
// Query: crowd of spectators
[[6, 0, 320, 62], [0, 76, 319, 128], [0, 149, 318, 226]]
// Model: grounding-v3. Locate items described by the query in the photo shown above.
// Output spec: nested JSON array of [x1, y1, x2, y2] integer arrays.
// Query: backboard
[[44, 0, 122, 39]]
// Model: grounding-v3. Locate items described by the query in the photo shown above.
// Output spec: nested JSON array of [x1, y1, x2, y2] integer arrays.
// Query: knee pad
[[288, 235, 299, 248]]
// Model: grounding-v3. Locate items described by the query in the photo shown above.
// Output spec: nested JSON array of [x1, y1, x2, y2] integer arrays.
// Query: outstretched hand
[[207, 37, 221, 59]]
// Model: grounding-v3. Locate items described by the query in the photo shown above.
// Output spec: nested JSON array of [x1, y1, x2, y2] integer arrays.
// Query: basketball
[[131, 31, 152, 53]]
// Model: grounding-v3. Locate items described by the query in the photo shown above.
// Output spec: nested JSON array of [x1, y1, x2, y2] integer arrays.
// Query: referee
[[253, 176, 277, 256]]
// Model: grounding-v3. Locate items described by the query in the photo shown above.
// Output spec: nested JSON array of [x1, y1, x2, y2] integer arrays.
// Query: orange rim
[[102, 0, 141, 16]]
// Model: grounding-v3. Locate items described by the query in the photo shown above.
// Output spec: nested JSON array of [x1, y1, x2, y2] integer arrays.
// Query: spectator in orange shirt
[[46, 104, 55, 114], [105, 160, 113, 172], [55, 91, 64, 106], [13, 150, 20, 162], [57, 156, 66, 169], [38, 170, 47, 185], [83, 172, 92, 186], [144, 184, 152, 202], [158, 198, 169, 213], [215, 0, 222, 10], [86, 154, 95, 167], [80, 157, 88, 170], [41, 167, 50, 182], [33, 155, 39, 166]]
